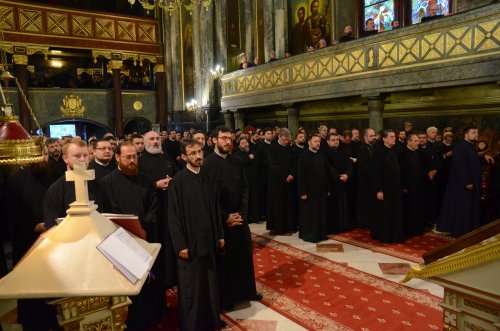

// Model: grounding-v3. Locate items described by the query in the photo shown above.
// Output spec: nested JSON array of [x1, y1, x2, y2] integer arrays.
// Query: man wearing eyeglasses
[[203, 126, 262, 311], [88, 139, 115, 180], [99, 141, 164, 330]]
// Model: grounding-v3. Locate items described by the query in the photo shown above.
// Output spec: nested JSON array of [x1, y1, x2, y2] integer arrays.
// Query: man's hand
[[179, 249, 189, 260], [286, 175, 294, 183], [156, 175, 172, 190], [300, 195, 308, 200], [218, 239, 225, 248], [34, 222, 46, 233], [249, 154, 255, 160], [340, 174, 348, 182], [227, 213, 243, 227], [485, 155, 495, 164], [377, 191, 384, 200], [444, 151, 453, 158], [465, 184, 473, 190], [428, 170, 437, 180]]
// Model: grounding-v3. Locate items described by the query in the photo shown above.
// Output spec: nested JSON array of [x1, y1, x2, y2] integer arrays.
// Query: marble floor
[[0, 223, 443, 331]]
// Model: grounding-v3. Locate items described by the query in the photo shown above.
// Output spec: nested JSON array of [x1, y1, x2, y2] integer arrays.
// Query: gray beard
[[145, 144, 162, 155]]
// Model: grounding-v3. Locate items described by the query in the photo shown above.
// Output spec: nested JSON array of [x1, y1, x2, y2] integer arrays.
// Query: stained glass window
[[412, 0, 450, 24], [364, 0, 395, 32]]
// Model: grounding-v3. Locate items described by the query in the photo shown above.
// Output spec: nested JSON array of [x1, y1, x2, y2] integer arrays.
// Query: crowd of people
[[2, 121, 499, 330]]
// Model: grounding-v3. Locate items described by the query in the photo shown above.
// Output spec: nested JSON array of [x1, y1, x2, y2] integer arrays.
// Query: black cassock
[[168, 168, 224, 331], [43, 175, 104, 229], [372, 144, 404, 243], [139, 151, 177, 288], [356, 142, 376, 229], [436, 142, 453, 214], [99, 169, 164, 329], [6, 166, 59, 331], [418, 142, 438, 223], [267, 143, 296, 234], [234, 149, 260, 223], [203, 152, 257, 309], [437, 139, 481, 237], [88, 160, 115, 180], [290, 144, 306, 230], [324, 146, 352, 233], [256, 141, 272, 219], [399, 147, 426, 236], [297, 149, 329, 243]]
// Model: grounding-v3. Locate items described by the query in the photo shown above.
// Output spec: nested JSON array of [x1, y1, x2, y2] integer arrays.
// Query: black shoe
[[250, 292, 263, 301]]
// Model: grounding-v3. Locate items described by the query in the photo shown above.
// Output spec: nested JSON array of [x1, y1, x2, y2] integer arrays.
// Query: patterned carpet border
[[328, 229, 454, 263]]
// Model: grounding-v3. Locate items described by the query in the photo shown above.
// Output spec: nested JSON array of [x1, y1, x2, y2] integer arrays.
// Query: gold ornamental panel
[[138, 23, 156, 43], [0, 5, 15, 30], [72, 15, 93, 37], [117, 21, 136, 42], [60, 94, 86, 118], [47, 12, 69, 35], [13, 54, 28, 65], [19, 8, 42, 33], [96, 18, 115, 40]]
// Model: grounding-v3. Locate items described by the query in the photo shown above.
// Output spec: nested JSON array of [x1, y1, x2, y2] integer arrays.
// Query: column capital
[[108, 60, 123, 71], [13, 54, 28, 65], [154, 64, 165, 74]]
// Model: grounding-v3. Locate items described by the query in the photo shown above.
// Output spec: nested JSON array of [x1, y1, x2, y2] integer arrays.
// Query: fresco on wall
[[180, 5, 194, 106], [227, 0, 241, 48], [288, 0, 331, 54], [364, 0, 395, 31], [412, 0, 450, 24]]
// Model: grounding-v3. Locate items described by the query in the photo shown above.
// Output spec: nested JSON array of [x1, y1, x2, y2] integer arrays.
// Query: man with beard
[[267, 128, 296, 235], [303, 0, 329, 49], [436, 132, 454, 213], [203, 126, 261, 311], [130, 133, 145, 156], [356, 128, 377, 229], [99, 142, 163, 329], [88, 139, 115, 180], [168, 139, 225, 331], [339, 24, 355, 43], [139, 131, 177, 292], [45, 138, 66, 178], [249, 131, 261, 153], [6, 148, 58, 331], [297, 133, 330, 243], [44, 139, 104, 229], [372, 129, 404, 243], [438, 127, 482, 237], [292, 6, 306, 54], [394, 129, 407, 155], [418, 131, 438, 224], [164, 130, 182, 169], [324, 133, 352, 234], [399, 134, 426, 236], [234, 137, 260, 224], [318, 125, 329, 154], [256, 128, 273, 221], [193, 130, 213, 158]]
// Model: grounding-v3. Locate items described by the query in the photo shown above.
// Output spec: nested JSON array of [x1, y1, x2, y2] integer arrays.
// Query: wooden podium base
[[50, 296, 131, 331]]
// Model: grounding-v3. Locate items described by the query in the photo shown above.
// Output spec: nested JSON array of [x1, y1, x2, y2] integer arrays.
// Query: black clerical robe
[[399, 147, 426, 236], [234, 148, 260, 223], [139, 151, 177, 288], [203, 152, 257, 309], [88, 160, 115, 181], [324, 147, 352, 233], [99, 169, 163, 329], [48, 156, 66, 179], [290, 144, 306, 230], [43, 174, 104, 229], [267, 142, 295, 234], [168, 168, 224, 331], [297, 149, 329, 243], [256, 141, 272, 219], [356, 142, 377, 229], [436, 142, 453, 211], [437, 140, 481, 237], [418, 142, 438, 223], [372, 144, 404, 243]]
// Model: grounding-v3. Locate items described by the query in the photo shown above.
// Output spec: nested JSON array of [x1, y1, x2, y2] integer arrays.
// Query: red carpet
[[328, 229, 454, 263], [252, 234, 443, 330]]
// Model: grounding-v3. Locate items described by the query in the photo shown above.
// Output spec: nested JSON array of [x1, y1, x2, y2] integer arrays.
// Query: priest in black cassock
[[267, 128, 296, 235], [88, 139, 115, 180], [204, 126, 261, 311], [399, 134, 426, 236], [437, 127, 482, 237], [139, 131, 177, 290], [297, 133, 330, 243], [6, 152, 58, 331], [168, 139, 225, 331], [99, 142, 164, 329], [255, 128, 274, 221], [371, 129, 404, 243], [45, 138, 66, 178], [234, 137, 260, 223], [44, 139, 104, 229], [356, 128, 377, 229], [435, 132, 454, 213], [324, 133, 353, 234]]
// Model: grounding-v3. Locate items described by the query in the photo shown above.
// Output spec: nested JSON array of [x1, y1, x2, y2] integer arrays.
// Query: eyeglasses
[[217, 136, 233, 142], [186, 150, 204, 157], [95, 147, 113, 151], [119, 154, 138, 160]]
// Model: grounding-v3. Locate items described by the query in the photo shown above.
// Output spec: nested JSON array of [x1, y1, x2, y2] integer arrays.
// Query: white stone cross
[[65, 162, 95, 204]]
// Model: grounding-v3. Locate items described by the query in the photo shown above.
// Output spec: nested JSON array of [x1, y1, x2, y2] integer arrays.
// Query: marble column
[[215, 0, 228, 70], [234, 111, 244, 132], [242, 0, 254, 58], [366, 93, 385, 134], [200, 3, 215, 108], [263, 1, 275, 62], [274, 0, 287, 57], [224, 111, 234, 131], [13, 55, 31, 131], [160, 10, 174, 125], [192, 6, 202, 104], [109, 60, 124, 137], [154, 63, 167, 130], [170, 10, 183, 112], [286, 105, 299, 137]]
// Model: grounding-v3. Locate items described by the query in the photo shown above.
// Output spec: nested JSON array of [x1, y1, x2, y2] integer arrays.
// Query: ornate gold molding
[[12, 54, 28, 65], [108, 60, 123, 71], [60, 94, 86, 118], [154, 64, 165, 73]]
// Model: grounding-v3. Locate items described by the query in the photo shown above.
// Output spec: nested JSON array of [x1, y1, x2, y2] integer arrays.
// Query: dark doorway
[[124, 117, 152, 135]]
